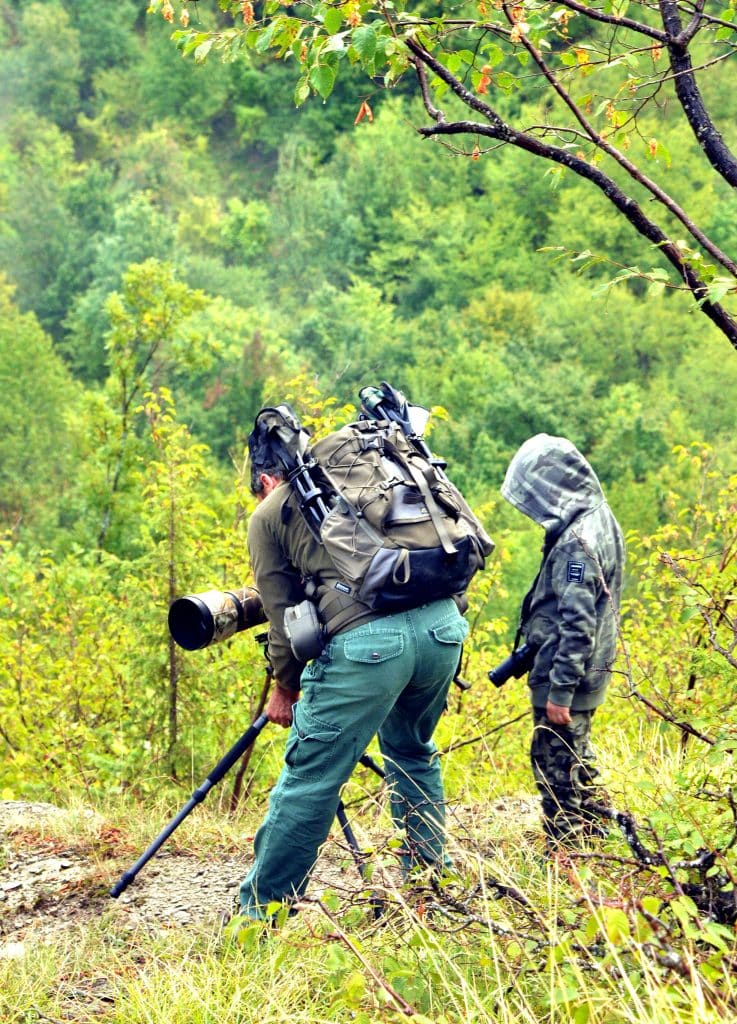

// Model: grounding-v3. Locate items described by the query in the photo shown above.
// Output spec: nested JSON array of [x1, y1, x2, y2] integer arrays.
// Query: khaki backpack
[[254, 405, 494, 612]]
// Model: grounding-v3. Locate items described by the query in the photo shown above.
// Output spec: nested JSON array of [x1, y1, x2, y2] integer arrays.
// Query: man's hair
[[249, 455, 284, 496]]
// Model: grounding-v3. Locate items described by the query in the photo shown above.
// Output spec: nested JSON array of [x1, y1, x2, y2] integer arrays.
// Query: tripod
[[109, 708, 387, 909]]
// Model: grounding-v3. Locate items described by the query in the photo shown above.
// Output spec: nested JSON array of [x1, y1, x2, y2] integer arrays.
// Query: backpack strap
[[316, 585, 372, 636], [515, 509, 588, 646], [382, 437, 459, 556], [391, 548, 411, 584]]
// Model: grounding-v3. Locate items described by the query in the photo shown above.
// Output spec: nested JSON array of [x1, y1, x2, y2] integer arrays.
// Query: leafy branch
[[152, 0, 737, 349]]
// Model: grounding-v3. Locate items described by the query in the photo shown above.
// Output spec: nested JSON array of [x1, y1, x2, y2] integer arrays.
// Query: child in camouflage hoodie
[[501, 434, 625, 848]]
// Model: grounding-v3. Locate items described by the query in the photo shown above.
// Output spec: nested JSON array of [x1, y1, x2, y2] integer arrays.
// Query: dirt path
[[0, 799, 413, 947], [0, 801, 254, 951], [0, 795, 539, 960]]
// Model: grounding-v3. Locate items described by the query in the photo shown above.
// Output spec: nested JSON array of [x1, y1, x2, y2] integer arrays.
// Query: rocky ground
[[0, 800, 252, 950], [0, 795, 539, 962]]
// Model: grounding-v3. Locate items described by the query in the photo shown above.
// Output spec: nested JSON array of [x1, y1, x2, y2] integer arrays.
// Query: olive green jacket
[[501, 434, 625, 711], [247, 483, 378, 692]]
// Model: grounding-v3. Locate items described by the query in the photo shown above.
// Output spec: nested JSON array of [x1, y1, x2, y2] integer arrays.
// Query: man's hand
[[266, 686, 299, 728], [546, 700, 572, 725]]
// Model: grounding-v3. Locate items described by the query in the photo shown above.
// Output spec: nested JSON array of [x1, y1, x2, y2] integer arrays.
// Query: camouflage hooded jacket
[[501, 434, 625, 711]]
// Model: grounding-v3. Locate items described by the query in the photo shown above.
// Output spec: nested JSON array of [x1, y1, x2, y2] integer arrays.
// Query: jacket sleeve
[[546, 542, 599, 707], [247, 501, 306, 692]]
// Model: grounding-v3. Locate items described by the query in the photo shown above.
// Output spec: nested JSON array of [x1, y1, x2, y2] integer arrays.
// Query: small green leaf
[[573, 1004, 590, 1024], [352, 24, 377, 63], [321, 890, 340, 912], [294, 77, 311, 106], [544, 165, 566, 190], [324, 7, 344, 33], [255, 19, 279, 53], [180, 32, 210, 57], [194, 39, 213, 63], [656, 140, 672, 166], [706, 277, 735, 303], [602, 906, 631, 944], [670, 895, 699, 931], [483, 42, 505, 66], [310, 62, 337, 99], [496, 70, 519, 93]]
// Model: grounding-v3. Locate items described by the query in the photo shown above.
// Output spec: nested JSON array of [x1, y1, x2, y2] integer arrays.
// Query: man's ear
[[260, 473, 281, 497]]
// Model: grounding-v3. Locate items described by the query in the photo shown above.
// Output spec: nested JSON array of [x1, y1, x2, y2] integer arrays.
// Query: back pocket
[[430, 616, 469, 647], [343, 631, 404, 664]]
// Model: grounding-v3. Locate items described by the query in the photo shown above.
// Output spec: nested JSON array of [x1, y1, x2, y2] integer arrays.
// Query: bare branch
[[674, 0, 708, 45], [441, 710, 530, 754], [412, 55, 445, 123], [659, 0, 737, 187], [506, 4, 737, 278], [404, 35, 737, 349], [545, 0, 668, 41]]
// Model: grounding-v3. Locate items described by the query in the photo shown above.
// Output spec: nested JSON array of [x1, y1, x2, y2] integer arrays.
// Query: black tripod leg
[[109, 714, 269, 898], [358, 751, 386, 779]]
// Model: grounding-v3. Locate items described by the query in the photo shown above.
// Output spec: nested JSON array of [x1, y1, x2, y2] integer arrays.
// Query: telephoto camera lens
[[168, 586, 266, 650]]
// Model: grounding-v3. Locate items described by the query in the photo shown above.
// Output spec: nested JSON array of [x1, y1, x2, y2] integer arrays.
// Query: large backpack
[[253, 401, 494, 613]]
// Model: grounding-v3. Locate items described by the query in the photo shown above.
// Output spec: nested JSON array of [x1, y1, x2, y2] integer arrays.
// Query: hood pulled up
[[501, 433, 604, 534]]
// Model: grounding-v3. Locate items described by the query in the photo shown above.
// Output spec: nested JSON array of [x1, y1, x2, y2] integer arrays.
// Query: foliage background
[[0, 1, 736, 1020]]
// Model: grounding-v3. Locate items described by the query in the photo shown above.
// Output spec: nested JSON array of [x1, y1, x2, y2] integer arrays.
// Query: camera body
[[487, 641, 537, 688]]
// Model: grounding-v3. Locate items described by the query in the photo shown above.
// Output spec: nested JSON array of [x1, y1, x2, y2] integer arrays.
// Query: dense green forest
[[1, 1, 737, 1021]]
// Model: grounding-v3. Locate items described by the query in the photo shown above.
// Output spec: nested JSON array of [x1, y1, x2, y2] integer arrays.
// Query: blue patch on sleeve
[[567, 560, 585, 583]]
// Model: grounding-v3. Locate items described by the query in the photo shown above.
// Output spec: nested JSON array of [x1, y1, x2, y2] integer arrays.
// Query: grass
[[3, 868, 732, 1024], [2, 714, 737, 1023]]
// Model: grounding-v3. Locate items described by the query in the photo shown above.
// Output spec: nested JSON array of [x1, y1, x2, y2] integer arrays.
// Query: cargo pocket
[[343, 630, 404, 664], [284, 703, 341, 782]]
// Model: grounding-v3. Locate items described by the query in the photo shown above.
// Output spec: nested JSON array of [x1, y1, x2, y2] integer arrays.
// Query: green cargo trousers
[[239, 598, 469, 919]]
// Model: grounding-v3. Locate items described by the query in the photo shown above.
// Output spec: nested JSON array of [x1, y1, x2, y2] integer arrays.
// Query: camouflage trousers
[[530, 708, 606, 845]]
